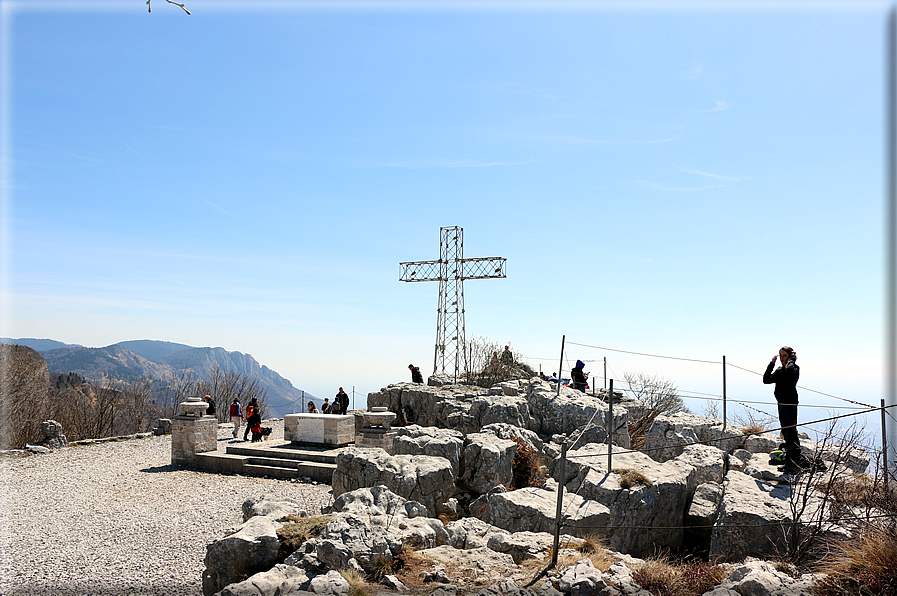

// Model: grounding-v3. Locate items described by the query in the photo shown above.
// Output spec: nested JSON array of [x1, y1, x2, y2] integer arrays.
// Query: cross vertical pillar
[[400, 226, 506, 383]]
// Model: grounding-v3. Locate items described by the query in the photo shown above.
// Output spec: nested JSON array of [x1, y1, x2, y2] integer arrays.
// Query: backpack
[[245, 404, 257, 419], [768, 449, 787, 465]]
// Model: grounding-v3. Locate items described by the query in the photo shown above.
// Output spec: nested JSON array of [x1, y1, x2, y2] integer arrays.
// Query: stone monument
[[355, 407, 397, 451], [171, 394, 217, 467]]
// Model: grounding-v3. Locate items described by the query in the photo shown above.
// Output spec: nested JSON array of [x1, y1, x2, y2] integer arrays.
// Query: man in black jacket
[[763, 346, 802, 475], [408, 364, 423, 384], [335, 387, 349, 415]]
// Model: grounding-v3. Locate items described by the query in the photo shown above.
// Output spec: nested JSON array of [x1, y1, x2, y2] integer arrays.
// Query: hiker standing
[[242, 398, 258, 441], [335, 387, 349, 415], [763, 346, 802, 474], [229, 398, 243, 439]]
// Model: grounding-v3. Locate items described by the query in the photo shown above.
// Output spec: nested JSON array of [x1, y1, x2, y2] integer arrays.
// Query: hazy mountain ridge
[[4, 338, 314, 417]]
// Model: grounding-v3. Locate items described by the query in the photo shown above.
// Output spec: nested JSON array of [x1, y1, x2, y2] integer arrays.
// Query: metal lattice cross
[[399, 226, 507, 381]]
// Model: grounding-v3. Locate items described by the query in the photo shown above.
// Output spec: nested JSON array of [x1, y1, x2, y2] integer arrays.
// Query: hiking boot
[[781, 462, 803, 475]]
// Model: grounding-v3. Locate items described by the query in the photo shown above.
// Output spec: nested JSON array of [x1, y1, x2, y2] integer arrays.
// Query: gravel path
[[0, 420, 333, 596]]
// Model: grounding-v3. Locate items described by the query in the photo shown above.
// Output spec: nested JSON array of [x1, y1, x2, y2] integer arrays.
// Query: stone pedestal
[[284, 414, 354, 446], [171, 395, 218, 467], [355, 407, 397, 451]]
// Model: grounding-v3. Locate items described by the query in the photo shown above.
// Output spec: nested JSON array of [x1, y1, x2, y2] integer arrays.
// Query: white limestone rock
[[203, 516, 281, 596], [391, 425, 464, 475], [552, 443, 696, 556], [332, 448, 455, 517], [460, 432, 517, 494], [644, 413, 743, 462], [481, 487, 610, 536]]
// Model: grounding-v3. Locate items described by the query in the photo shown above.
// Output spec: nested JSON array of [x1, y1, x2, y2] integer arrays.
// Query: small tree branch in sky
[[146, 0, 191, 14]]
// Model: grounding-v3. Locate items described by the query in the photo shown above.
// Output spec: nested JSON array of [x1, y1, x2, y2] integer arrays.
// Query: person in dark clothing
[[571, 360, 589, 393], [242, 398, 258, 441], [763, 346, 802, 474], [335, 387, 349, 415], [204, 395, 216, 417], [247, 406, 262, 443], [408, 364, 423, 384]]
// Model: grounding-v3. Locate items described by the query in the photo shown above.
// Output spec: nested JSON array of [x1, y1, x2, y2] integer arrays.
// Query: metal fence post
[[550, 441, 568, 569], [607, 379, 613, 471], [884, 399, 890, 489], [556, 335, 565, 397], [722, 355, 727, 432]]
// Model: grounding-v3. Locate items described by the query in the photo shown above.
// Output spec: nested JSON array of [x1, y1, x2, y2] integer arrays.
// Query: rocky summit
[[202, 377, 873, 596]]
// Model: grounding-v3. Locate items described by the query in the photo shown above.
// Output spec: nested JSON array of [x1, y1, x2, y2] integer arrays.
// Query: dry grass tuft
[[575, 534, 605, 555], [741, 424, 765, 436], [630, 558, 729, 596], [274, 516, 329, 563], [812, 525, 897, 595], [338, 568, 370, 596], [613, 468, 653, 489]]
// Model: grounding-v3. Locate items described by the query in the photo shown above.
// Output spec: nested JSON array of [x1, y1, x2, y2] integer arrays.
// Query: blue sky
[[1, 1, 891, 446]]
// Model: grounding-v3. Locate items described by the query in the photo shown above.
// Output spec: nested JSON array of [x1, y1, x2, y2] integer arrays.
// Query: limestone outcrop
[[331, 448, 455, 517]]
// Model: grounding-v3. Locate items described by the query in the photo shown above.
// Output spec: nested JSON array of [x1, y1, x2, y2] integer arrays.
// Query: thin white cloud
[[635, 180, 723, 192], [709, 100, 728, 111], [379, 158, 536, 169], [683, 62, 703, 80], [202, 198, 232, 216], [523, 133, 679, 145], [493, 82, 559, 100], [679, 167, 742, 182], [121, 140, 145, 160]]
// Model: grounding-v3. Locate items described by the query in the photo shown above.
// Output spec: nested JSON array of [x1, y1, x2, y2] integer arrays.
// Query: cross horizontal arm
[[399, 260, 441, 282], [399, 257, 507, 282], [460, 257, 507, 280]]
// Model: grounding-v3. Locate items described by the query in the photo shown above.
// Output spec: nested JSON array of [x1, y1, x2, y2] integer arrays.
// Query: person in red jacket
[[229, 399, 243, 439]]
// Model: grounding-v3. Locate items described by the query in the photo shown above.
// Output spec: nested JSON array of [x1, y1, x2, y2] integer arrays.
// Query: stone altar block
[[171, 395, 217, 467], [284, 413, 354, 446]]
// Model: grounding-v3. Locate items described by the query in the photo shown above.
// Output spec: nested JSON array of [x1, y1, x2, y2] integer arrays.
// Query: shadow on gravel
[[139, 464, 179, 473]]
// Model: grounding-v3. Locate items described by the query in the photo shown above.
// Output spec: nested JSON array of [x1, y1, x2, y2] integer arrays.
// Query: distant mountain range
[[0, 338, 318, 418]]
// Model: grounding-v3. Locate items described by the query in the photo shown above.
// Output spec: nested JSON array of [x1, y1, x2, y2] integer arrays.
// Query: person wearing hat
[[242, 398, 259, 441], [408, 364, 423, 384]]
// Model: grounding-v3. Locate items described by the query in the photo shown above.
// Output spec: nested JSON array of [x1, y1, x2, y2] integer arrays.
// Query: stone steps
[[194, 440, 344, 482]]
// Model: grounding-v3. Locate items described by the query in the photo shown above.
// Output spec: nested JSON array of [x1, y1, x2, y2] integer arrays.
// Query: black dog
[[259, 426, 272, 440]]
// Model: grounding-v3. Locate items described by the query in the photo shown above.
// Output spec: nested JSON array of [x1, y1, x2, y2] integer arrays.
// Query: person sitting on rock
[[571, 360, 589, 393]]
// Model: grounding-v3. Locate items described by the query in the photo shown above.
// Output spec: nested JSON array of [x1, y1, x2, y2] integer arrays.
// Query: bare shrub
[[462, 337, 530, 388], [0, 344, 49, 449], [731, 406, 775, 434], [623, 373, 686, 451], [509, 436, 546, 489]]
